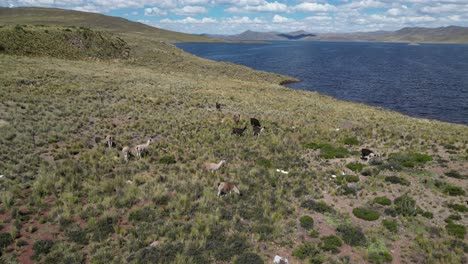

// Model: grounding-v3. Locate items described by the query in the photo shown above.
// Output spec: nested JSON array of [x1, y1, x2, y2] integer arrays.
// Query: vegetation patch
[[384, 176, 410, 186], [299, 215, 314, 230], [128, 206, 158, 222], [320, 235, 342, 253], [387, 152, 432, 168], [353, 207, 380, 221], [446, 223, 466, 239], [445, 170, 466, 179], [382, 219, 398, 233], [0, 233, 13, 252], [373, 196, 392, 206], [444, 185, 465, 196], [367, 239, 393, 264], [346, 162, 366, 172], [421, 211, 433, 219], [303, 143, 349, 159], [159, 155, 176, 165], [234, 252, 264, 264], [444, 214, 462, 223], [292, 242, 321, 260], [394, 195, 417, 216], [343, 137, 360, 146], [448, 203, 468, 213], [301, 200, 334, 214], [337, 225, 367, 246], [33, 239, 54, 260]]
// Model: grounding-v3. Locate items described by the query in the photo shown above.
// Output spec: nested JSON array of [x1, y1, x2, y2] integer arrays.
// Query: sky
[[2, 1, 468, 34]]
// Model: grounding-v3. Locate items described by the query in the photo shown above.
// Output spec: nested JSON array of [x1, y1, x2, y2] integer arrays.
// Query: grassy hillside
[[0, 7, 219, 43], [0, 8, 467, 264]]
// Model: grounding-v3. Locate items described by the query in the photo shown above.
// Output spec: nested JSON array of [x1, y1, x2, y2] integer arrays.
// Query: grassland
[[0, 8, 467, 264]]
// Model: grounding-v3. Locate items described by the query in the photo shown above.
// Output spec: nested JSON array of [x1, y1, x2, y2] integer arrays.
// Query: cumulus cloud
[[160, 16, 217, 24], [272, 14, 294, 23], [294, 2, 336, 12], [225, 1, 288, 13], [172, 5, 207, 15], [144, 7, 167, 16]]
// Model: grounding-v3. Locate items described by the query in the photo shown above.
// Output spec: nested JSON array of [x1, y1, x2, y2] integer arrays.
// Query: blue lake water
[[176, 41, 468, 125]]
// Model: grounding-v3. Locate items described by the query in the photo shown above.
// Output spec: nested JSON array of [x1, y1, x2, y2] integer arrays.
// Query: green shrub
[[448, 203, 468, 213], [301, 200, 334, 214], [92, 216, 116, 241], [368, 250, 393, 264], [16, 239, 28, 247], [303, 143, 349, 159], [0, 233, 13, 250], [300, 216, 314, 230], [444, 185, 465, 196], [394, 195, 417, 216], [33, 240, 54, 259], [446, 223, 466, 239], [256, 158, 272, 168], [320, 235, 342, 253], [128, 206, 157, 223], [444, 214, 462, 223], [387, 152, 432, 169], [66, 228, 88, 245], [337, 225, 367, 246], [343, 137, 359, 146], [421, 211, 433, 219], [159, 155, 176, 164], [382, 219, 398, 233], [384, 176, 410, 186], [234, 252, 264, 264], [445, 170, 466, 179], [292, 242, 320, 260], [353, 207, 380, 221], [373, 197, 391, 206], [346, 162, 366, 172]]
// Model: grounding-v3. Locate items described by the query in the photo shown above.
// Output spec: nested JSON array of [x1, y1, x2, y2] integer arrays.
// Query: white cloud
[[273, 14, 294, 23], [225, 1, 288, 13], [294, 2, 336, 12], [144, 7, 167, 16], [160, 16, 217, 24], [172, 5, 207, 15]]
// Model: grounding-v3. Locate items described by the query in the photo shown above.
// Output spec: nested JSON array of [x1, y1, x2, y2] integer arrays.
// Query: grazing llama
[[361, 148, 380, 162], [253, 126, 265, 137], [203, 160, 226, 173], [105, 135, 114, 148], [250, 118, 261, 127], [218, 182, 241, 197], [232, 126, 247, 136], [233, 114, 241, 124], [122, 146, 131, 162], [135, 138, 154, 159]]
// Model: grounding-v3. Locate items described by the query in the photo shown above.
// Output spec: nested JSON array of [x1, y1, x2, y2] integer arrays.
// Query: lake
[[176, 41, 468, 125]]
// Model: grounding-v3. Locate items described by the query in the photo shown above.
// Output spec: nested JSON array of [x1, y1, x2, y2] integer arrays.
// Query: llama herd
[[103, 104, 380, 198]]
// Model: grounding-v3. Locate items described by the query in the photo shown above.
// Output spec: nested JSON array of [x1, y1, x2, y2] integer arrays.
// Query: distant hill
[[206, 26, 468, 44], [0, 7, 219, 43], [203, 30, 316, 41]]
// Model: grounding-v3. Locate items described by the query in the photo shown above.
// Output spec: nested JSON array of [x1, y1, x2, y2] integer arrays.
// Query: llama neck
[[216, 161, 224, 169]]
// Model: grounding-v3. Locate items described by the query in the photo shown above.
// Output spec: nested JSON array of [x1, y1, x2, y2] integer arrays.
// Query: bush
[[0, 233, 13, 250], [446, 223, 466, 239], [353, 207, 380, 221], [346, 162, 366, 172], [320, 235, 342, 253], [256, 158, 272, 169], [373, 197, 391, 206], [292, 242, 320, 260], [445, 170, 466, 179], [444, 185, 465, 196], [387, 152, 432, 168], [92, 216, 116, 241], [448, 203, 468, 213], [300, 216, 314, 230], [234, 253, 264, 264], [394, 195, 417, 216], [337, 225, 367, 246], [421, 211, 433, 219], [382, 219, 398, 233], [343, 137, 359, 146], [128, 206, 158, 223], [66, 228, 88, 245], [303, 143, 349, 159], [301, 200, 334, 214], [444, 214, 462, 223], [384, 176, 410, 186], [33, 240, 54, 259], [159, 155, 176, 164]]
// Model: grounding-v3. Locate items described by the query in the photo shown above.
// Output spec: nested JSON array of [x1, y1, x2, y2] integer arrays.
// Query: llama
[[203, 160, 226, 173], [361, 148, 380, 162], [135, 138, 153, 159], [105, 135, 114, 148], [122, 146, 131, 162], [253, 126, 265, 137], [233, 114, 241, 124], [218, 182, 241, 197], [250, 118, 261, 127], [216, 102, 221, 111], [232, 126, 247, 136]]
